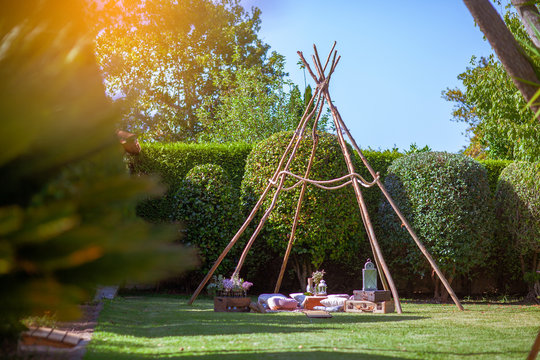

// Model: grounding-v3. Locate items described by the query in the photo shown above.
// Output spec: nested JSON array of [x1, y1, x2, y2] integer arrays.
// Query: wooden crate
[[303, 296, 328, 310], [353, 290, 391, 302], [213, 297, 251, 312], [344, 300, 395, 314]]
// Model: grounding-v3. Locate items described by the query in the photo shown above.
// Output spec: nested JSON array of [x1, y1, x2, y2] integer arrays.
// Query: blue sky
[[240, 0, 499, 152]]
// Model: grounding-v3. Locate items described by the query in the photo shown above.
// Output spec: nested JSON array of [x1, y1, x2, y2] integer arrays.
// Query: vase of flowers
[[311, 270, 327, 295]]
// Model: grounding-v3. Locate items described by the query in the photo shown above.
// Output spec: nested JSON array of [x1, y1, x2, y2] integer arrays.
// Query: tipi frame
[[188, 43, 464, 313]]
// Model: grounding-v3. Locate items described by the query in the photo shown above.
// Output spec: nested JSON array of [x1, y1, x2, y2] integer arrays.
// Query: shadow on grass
[[98, 306, 425, 337], [85, 347, 528, 360], [85, 349, 410, 359]]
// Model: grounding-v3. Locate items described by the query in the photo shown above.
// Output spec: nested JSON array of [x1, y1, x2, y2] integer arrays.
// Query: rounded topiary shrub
[[171, 164, 241, 278], [241, 131, 368, 288], [495, 162, 540, 301], [379, 152, 495, 299]]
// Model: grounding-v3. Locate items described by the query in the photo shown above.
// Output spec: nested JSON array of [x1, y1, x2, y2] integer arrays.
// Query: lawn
[[85, 295, 540, 360]]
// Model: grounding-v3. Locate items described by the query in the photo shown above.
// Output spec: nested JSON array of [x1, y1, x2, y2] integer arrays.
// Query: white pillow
[[289, 293, 306, 305], [320, 297, 347, 307], [258, 293, 287, 308]]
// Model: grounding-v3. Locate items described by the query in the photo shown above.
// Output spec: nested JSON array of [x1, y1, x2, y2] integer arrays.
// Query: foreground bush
[[379, 152, 495, 300], [241, 131, 366, 288], [0, 0, 196, 339], [496, 162, 540, 302]]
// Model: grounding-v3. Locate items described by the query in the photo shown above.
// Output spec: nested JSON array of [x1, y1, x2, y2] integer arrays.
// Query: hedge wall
[[495, 162, 540, 299], [240, 131, 366, 288], [127, 141, 520, 295], [130, 142, 253, 191], [170, 164, 242, 282], [130, 142, 252, 223]]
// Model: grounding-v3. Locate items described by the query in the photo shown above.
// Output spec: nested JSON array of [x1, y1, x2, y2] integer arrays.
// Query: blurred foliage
[[93, 0, 284, 142], [495, 162, 540, 301], [0, 0, 196, 337], [443, 13, 540, 161], [379, 152, 495, 298], [170, 164, 242, 280], [240, 131, 367, 287]]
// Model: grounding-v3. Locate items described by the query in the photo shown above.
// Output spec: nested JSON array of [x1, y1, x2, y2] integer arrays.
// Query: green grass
[[85, 295, 540, 360]]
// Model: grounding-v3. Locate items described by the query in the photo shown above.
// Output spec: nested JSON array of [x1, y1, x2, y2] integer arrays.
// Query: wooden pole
[[188, 87, 322, 305], [335, 106, 464, 311], [527, 328, 540, 360], [326, 98, 402, 314], [302, 48, 402, 313], [232, 92, 324, 277], [274, 100, 324, 293]]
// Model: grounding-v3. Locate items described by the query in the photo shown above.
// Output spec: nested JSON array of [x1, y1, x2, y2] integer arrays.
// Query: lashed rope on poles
[[269, 170, 380, 191]]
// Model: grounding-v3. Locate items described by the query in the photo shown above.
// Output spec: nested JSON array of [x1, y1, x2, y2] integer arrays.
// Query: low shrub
[[170, 164, 242, 281], [241, 131, 367, 288], [379, 152, 495, 300], [495, 162, 540, 301], [132, 142, 252, 222]]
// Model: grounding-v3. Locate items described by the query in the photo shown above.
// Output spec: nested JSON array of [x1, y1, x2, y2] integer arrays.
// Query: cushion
[[289, 293, 306, 306], [258, 294, 287, 309], [320, 297, 347, 307], [267, 297, 298, 311]]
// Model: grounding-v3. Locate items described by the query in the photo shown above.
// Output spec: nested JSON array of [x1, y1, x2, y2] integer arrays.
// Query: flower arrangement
[[311, 269, 325, 286], [207, 274, 253, 297]]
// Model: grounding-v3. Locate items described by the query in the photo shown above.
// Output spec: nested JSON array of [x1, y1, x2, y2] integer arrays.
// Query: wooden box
[[353, 290, 391, 302], [344, 300, 395, 314], [303, 296, 328, 310], [214, 297, 251, 312]]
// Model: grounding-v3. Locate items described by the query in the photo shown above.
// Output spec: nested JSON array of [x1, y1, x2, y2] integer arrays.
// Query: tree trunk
[[511, 0, 540, 49], [292, 255, 313, 291], [463, 0, 540, 116], [525, 253, 540, 304]]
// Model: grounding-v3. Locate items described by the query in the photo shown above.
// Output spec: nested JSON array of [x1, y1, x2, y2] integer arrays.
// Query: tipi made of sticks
[[188, 43, 464, 313]]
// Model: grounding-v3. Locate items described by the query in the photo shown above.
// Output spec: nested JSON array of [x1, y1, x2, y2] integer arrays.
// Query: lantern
[[362, 259, 377, 291], [316, 280, 327, 295]]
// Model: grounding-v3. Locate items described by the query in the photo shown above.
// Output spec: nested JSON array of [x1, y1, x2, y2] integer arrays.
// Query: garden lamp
[[362, 259, 377, 291]]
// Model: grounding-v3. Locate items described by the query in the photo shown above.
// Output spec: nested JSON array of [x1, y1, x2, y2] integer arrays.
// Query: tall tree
[[196, 53, 299, 143], [443, 55, 540, 161], [463, 0, 540, 116], [94, 0, 282, 142], [444, 12, 540, 161]]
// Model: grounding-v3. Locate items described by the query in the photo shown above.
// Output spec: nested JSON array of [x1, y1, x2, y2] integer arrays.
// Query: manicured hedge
[[170, 164, 241, 277], [379, 152, 495, 298], [479, 159, 513, 194], [495, 161, 540, 300], [240, 131, 366, 287], [131, 142, 252, 222], [127, 140, 522, 295], [130, 142, 253, 191]]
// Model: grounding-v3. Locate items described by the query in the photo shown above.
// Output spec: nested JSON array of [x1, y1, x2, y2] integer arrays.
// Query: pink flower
[[242, 281, 253, 290]]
